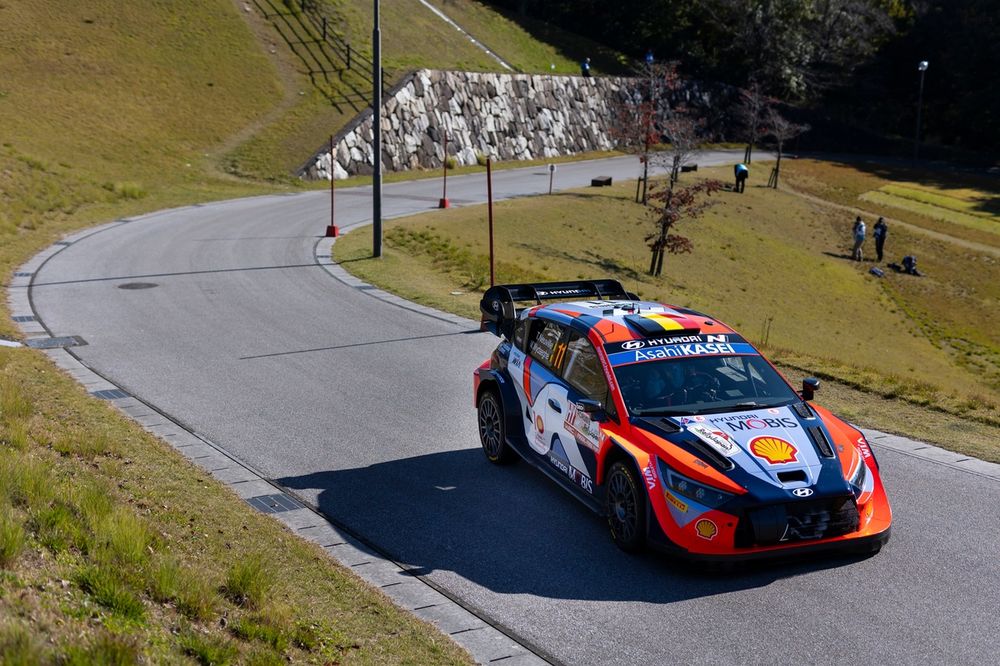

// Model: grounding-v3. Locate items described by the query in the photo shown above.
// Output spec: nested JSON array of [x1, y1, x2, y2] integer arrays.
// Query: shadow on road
[[277, 448, 868, 604]]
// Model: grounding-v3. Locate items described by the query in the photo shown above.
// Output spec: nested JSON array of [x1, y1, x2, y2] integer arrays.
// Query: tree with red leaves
[[645, 179, 724, 276]]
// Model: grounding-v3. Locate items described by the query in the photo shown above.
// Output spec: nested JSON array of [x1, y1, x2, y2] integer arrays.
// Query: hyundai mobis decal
[[604, 334, 756, 366], [667, 407, 824, 489]]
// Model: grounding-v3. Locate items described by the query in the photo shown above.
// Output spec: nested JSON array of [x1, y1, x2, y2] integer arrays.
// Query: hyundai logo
[[622, 340, 645, 350], [792, 488, 814, 498]]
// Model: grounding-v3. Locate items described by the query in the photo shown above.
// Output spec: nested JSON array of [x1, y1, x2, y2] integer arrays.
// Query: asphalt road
[[29, 151, 1000, 664]]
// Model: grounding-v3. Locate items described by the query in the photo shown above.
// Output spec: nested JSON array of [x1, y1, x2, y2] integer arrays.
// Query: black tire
[[478, 390, 516, 465], [605, 461, 646, 553]]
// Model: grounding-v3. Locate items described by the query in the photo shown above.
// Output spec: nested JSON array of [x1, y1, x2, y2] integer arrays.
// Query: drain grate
[[117, 282, 158, 290], [25, 335, 87, 350], [246, 493, 303, 514], [12, 315, 35, 323], [54, 240, 73, 246], [14, 272, 32, 278], [92, 388, 130, 400]]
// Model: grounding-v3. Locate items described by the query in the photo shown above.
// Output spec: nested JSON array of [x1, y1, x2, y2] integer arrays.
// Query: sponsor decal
[[792, 487, 814, 498], [687, 423, 740, 458], [856, 436, 873, 459], [749, 436, 799, 465], [695, 519, 718, 540], [711, 413, 799, 433], [509, 349, 523, 369], [548, 453, 594, 493], [642, 462, 658, 490], [678, 415, 706, 424], [664, 490, 688, 513], [564, 403, 601, 452], [767, 408, 780, 415], [605, 335, 745, 360], [691, 459, 710, 469]]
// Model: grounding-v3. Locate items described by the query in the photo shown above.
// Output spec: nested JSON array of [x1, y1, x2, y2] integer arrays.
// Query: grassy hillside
[[0, 0, 494, 661]]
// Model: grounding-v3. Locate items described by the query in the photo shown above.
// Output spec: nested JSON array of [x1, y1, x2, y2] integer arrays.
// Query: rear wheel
[[478, 390, 516, 464], [605, 461, 646, 552]]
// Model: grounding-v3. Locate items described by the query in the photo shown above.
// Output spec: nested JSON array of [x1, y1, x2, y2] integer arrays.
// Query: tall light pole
[[372, 0, 383, 257], [913, 60, 929, 163]]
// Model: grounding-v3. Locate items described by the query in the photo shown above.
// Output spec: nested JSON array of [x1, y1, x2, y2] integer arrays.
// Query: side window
[[526, 320, 567, 371], [512, 319, 528, 351], [562, 332, 608, 402]]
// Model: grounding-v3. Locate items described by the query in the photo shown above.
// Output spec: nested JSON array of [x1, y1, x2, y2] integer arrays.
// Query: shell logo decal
[[749, 436, 798, 465], [695, 519, 718, 540], [535, 415, 544, 434]]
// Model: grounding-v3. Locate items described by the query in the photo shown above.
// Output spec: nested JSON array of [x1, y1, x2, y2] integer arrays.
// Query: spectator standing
[[851, 216, 866, 261], [733, 163, 749, 193], [873, 216, 888, 262], [580, 57, 591, 77]]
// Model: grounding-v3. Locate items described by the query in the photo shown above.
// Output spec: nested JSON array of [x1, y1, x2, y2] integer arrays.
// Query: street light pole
[[913, 60, 929, 163], [372, 0, 383, 257]]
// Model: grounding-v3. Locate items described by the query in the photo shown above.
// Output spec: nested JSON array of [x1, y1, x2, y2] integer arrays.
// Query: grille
[[734, 496, 860, 547]]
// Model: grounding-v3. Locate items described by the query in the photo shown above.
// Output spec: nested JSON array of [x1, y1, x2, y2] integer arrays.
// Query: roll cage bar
[[480, 279, 639, 339]]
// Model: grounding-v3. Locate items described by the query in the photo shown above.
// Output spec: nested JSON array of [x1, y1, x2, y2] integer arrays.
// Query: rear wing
[[480, 279, 639, 338]]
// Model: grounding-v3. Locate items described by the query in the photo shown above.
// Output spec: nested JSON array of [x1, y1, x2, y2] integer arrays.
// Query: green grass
[[76, 566, 147, 622], [333, 162, 1000, 460], [179, 631, 238, 666], [860, 186, 999, 236], [0, 509, 26, 569], [223, 556, 274, 610]]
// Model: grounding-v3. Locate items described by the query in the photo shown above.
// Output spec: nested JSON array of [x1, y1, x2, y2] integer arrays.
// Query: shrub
[[223, 555, 273, 609], [476, 151, 489, 166], [444, 156, 457, 170]]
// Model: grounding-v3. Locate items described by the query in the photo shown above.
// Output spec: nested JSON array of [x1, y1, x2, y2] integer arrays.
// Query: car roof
[[525, 300, 739, 344]]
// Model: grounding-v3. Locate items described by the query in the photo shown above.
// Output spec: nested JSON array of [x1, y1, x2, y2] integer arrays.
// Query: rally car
[[473, 279, 891, 560]]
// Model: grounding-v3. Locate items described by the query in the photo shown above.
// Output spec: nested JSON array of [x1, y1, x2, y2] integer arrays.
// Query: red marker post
[[438, 131, 450, 209], [325, 135, 339, 237]]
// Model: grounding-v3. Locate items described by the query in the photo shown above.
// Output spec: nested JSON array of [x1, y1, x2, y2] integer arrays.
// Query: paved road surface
[[26, 151, 1000, 664]]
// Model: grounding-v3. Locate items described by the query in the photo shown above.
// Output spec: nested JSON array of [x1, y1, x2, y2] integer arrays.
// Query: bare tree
[[612, 61, 704, 203], [657, 112, 704, 192], [645, 179, 724, 276], [764, 106, 810, 188], [736, 79, 772, 164]]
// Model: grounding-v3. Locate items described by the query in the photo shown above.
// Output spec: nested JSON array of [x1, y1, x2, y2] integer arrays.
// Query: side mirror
[[576, 399, 604, 415], [802, 377, 820, 401]]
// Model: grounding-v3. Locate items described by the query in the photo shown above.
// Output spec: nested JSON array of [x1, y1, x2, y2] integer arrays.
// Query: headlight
[[848, 458, 868, 498], [657, 458, 735, 509]]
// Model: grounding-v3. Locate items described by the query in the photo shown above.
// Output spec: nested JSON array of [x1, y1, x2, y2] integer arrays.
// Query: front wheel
[[605, 461, 646, 552], [478, 390, 516, 465]]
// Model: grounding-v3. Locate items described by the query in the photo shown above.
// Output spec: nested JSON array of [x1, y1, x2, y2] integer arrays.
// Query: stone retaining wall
[[300, 69, 734, 180]]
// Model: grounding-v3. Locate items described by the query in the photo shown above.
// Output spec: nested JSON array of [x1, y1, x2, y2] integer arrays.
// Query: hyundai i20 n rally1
[[473, 280, 891, 560]]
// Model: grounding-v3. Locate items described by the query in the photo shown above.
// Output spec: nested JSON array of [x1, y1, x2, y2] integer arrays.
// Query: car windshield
[[613, 354, 799, 416]]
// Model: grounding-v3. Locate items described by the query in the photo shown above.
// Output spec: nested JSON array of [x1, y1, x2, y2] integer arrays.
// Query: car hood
[[645, 406, 825, 490]]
